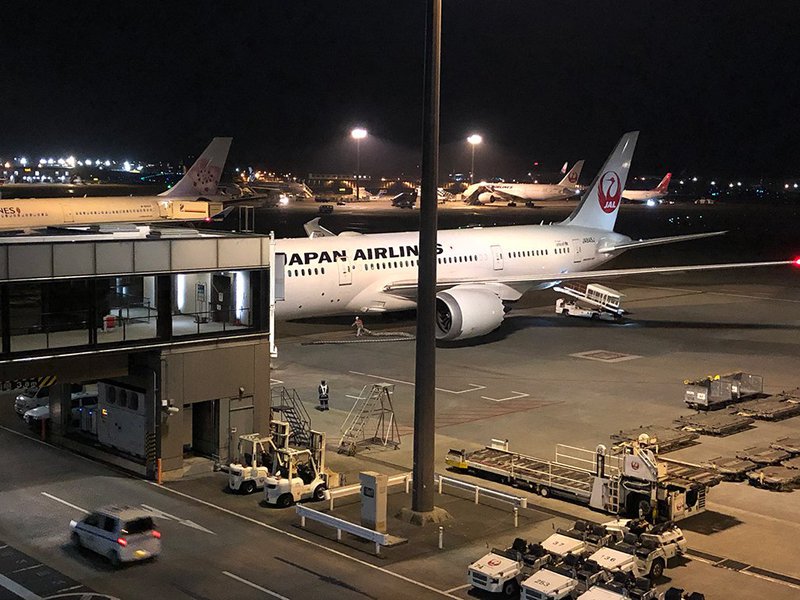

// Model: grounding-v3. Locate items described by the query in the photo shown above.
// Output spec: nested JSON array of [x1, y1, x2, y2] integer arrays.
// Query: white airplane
[[274, 132, 793, 342], [622, 173, 672, 203], [0, 137, 231, 231], [462, 160, 584, 204]]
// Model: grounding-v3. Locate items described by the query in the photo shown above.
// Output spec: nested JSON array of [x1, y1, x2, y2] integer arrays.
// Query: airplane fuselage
[[274, 225, 629, 319], [483, 183, 579, 201], [621, 189, 667, 201], [0, 197, 216, 230]]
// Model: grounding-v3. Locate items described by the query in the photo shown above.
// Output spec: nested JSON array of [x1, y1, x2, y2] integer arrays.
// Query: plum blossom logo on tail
[[597, 170, 621, 213]]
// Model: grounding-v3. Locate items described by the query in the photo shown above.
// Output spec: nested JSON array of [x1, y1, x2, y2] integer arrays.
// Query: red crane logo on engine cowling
[[597, 170, 621, 213]]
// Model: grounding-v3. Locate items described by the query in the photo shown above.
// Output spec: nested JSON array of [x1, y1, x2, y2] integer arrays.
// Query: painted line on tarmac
[[444, 583, 471, 593], [11, 564, 43, 574], [622, 282, 800, 304], [40, 492, 88, 514], [0, 573, 41, 600], [350, 371, 486, 395], [150, 482, 459, 599], [223, 571, 291, 599], [480, 391, 529, 403]]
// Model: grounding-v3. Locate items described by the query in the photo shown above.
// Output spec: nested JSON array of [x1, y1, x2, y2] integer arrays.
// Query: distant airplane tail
[[562, 132, 639, 232], [656, 172, 672, 193], [159, 137, 232, 198], [560, 161, 568, 174], [558, 160, 585, 187]]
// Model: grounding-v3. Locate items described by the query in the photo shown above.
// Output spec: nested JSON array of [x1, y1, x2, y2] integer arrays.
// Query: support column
[[156, 275, 173, 341], [1, 284, 10, 354]]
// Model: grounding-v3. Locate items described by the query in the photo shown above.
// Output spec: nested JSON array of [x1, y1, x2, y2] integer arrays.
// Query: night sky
[[4, 2, 799, 179]]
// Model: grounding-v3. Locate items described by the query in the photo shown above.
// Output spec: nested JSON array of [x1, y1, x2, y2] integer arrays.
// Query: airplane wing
[[598, 231, 727, 253], [382, 259, 795, 295], [485, 188, 523, 203]]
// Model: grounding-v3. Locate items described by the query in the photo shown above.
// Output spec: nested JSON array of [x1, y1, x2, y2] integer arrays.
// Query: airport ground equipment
[[447, 438, 720, 522], [338, 383, 400, 455], [675, 411, 754, 436], [264, 428, 327, 507], [270, 386, 311, 446], [735, 446, 791, 465], [555, 298, 620, 321], [610, 426, 698, 453], [702, 456, 757, 481], [734, 388, 800, 420], [553, 283, 626, 318], [594, 521, 686, 579], [683, 372, 763, 410], [746, 465, 800, 491], [772, 436, 800, 454], [577, 573, 657, 600], [228, 431, 278, 494], [467, 537, 553, 596]]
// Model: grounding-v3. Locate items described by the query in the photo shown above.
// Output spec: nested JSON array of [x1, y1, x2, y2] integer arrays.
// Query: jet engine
[[477, 192, 499, 204], [435, 287, 505, 341]]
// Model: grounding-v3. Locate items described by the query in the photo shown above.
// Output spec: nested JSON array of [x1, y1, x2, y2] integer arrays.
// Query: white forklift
[[228, 432, 278, 494], [263, 427, 328, 508]]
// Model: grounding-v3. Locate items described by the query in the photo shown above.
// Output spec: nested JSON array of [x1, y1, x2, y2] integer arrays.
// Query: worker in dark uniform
[[318, 380, 329, 411]]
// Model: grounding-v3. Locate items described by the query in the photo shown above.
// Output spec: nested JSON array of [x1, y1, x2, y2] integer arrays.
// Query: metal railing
[[435, 473, 528, 509], [328, 472, 412, 510], [297, 505, 389, 555]]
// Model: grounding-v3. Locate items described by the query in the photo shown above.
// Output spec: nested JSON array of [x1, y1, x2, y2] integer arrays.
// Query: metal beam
[[412, 0, 442, 514]]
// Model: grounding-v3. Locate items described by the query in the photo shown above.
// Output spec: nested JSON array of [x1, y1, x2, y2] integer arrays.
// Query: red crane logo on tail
[[597, 170, 621, 213], [568, 171, 578, 184]]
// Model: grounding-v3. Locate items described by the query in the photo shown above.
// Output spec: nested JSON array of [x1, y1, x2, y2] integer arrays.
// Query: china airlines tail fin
[[159, 137, 232, 198], [562, 131, 639, 232], [557, 160, 585, 187], [656, 172, 672, 193]]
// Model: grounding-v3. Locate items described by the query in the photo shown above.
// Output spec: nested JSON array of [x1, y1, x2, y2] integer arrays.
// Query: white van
[[71, 505, 161, 565]]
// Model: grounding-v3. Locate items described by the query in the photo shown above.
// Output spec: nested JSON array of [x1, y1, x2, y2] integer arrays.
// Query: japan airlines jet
[[622, 173, 671, 202], [0, 137, 231, 231], [274, 132, 792, 342], [462, 160, 584, 204]]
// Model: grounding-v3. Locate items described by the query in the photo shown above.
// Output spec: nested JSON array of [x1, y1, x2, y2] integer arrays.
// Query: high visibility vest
[[318, 384, 329, 398]]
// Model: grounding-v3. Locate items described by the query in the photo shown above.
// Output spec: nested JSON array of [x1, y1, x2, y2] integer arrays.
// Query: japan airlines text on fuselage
[[274, 225, 627, 318]]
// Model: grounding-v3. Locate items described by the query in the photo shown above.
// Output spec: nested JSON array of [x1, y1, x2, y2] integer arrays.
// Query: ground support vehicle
[[264, 427, 328, 507], [70, 505, 161, 566], [590, 521, 687, 580], [684, 371, 763, 410], [228, 431, 279, 494], [447, 439, 719, 522], [555, 299, 620, 322], [467, 537, 553, 597], [540, 520, 619, 560], [521, 566, 580, 600], [577, 573, 657, 600]]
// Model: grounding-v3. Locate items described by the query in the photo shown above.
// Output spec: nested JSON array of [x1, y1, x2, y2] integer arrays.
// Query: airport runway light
[[467, 134, 482, 184], [351, 128, 368, 201]]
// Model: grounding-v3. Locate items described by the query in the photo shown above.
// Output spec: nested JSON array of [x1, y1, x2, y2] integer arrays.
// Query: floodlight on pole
[[351, 128, 368, 200], [467, 134, 482, 184]]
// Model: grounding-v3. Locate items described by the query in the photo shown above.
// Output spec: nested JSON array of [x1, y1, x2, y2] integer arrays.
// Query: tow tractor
[[468, 521, 620, 597], [228, 432, 278, 494], [447, 437, 720, 523], [263, 427, 328, 507]]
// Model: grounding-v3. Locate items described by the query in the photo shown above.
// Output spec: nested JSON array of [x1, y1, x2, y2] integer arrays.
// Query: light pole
[[467, 134, 482, 184], [351, 127, 367, 200]]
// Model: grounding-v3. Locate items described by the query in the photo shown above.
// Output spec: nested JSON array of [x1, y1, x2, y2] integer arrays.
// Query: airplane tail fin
[[562, 132, 639, 231], [558, 160, 585, 187], [656, 172, 672, 193], [560, 161, 568, 174], [159, 137, 232, 198]]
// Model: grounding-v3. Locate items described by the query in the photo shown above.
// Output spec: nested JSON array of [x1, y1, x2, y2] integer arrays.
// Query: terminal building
[[0, 229, 274, 479]]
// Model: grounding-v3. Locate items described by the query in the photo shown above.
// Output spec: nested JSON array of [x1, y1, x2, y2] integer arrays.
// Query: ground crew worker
[[318, 380, 329, 411], [352, 315, 365, 337]]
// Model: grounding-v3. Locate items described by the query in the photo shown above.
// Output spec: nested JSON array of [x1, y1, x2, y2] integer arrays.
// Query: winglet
[[159, 137, 232, 198], [562, 132, 639, 231], [303, 218, 335, 238]]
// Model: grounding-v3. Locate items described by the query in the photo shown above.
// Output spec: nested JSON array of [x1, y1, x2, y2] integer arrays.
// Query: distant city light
[[85, 159, 92, 166], [123, 160, 131, 172], [351, 127, 368, 140], [795, 183, 799, 189], [467, 134, 483, 146], [66, 156, 76, 168], [692, 177, 698, 182], [19, 157, 27, 166], [710, 180, 716, 186], [737, 181, 742, 186]]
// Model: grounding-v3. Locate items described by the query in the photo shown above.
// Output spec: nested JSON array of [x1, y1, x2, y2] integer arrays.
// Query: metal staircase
[[270, 386, 311, 446], [338, 383, 401, 455]]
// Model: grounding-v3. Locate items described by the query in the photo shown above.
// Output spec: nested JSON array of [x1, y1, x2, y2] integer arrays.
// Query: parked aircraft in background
[[0, 138, 231, 231], [272, 133, 792, 343], [622, 173, 672, 204], [462, 161, 584, 205]]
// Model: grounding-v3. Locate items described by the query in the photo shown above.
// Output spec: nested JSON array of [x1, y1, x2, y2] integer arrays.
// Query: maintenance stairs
[[270, 386, 311, 446], [338, 383, 401, 455]]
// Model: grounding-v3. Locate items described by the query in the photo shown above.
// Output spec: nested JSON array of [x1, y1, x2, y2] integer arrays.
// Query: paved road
[[0, 427, 456, 600]]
